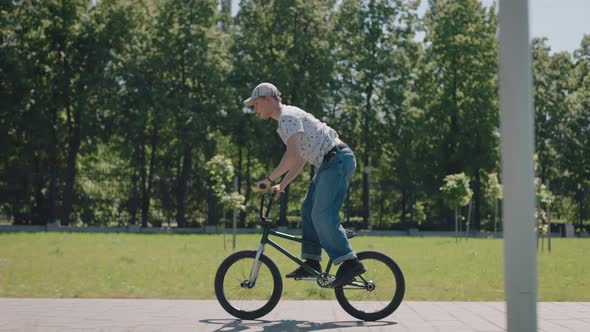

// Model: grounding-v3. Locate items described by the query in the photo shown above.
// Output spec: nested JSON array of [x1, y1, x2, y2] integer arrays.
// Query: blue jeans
[[301, 147, 357, 265]]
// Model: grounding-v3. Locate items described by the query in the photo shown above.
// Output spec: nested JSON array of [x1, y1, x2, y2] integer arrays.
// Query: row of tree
[[1, 0, 589, 231]]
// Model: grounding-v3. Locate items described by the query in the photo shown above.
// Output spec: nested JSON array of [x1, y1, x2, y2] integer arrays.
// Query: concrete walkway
[[1, 299, 589, 332]]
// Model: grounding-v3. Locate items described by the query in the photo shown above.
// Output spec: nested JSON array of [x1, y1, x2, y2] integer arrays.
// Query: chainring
[[316, 272, 333, 288]]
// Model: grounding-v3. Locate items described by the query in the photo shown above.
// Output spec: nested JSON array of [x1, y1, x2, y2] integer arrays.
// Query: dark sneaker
[[285, 259, 321, 278], [330, 258, 366, 287]]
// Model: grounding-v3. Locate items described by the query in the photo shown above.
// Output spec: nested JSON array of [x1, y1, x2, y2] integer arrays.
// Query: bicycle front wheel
[[214, 250, 282, 320], [334, 251, 405, 321]]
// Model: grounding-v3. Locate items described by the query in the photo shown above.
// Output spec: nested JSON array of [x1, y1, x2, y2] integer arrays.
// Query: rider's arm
[[268, 132, 306, 188]]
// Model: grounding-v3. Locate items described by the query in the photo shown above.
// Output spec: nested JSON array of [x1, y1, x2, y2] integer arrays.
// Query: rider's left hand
[[271, 184, 284, 198]]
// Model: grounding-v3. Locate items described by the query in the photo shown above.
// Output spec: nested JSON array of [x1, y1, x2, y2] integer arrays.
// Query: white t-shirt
[[276, 105, 338, 167]]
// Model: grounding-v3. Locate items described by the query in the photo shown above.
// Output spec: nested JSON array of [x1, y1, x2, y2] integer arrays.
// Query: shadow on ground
[[200, 319, 397, 332]]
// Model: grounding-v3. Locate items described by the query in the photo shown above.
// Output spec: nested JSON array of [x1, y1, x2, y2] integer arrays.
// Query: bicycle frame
[[247, 194, 334, 286]]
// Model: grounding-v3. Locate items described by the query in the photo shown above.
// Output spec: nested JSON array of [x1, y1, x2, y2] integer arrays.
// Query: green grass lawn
[[0, 232, 588, 301]]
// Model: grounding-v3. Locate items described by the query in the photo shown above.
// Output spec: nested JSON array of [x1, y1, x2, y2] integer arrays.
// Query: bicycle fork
[[242, 243, 265, 288]]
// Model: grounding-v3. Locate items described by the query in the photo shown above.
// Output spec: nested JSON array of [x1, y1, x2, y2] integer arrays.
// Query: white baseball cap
[[243, 82, 281, 106]]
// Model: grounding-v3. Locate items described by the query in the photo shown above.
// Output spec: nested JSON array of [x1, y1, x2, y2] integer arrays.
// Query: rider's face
[[252, 96, 272, 120]]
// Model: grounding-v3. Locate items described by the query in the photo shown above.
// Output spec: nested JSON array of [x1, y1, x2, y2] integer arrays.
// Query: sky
[[468, 0, 589, 54], [231, 0, 590, 54], [527, 0, 589, 53]]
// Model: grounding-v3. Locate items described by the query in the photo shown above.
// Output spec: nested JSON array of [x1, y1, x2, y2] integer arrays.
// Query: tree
[[532, 38, 573, 188], [232, 0, 336, 226], [152, 0, 232, 227], [60, 0, 131, 226], [561, 35, 590, 226], [0, 2, 40, 224], [332, 0, 420, 227], [482, 171, 502, 232], [440, 172, 472, 237], [420, 0, 498, 229], [206, 154, 245, 214], [0, 0, 131, 226]]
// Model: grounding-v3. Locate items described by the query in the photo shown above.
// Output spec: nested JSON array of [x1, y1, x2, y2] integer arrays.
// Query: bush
[[342, 216, 368, 230], [286, 216, 300, 228]]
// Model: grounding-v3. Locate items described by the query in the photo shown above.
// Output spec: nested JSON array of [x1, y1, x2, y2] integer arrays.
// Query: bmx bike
[[214, 194, 405, 321]]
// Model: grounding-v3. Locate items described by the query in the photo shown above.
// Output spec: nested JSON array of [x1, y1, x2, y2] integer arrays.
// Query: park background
[[1, 0, 589, 235]]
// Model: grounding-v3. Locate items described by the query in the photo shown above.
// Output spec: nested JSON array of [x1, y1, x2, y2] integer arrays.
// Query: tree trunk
[[362, 82, 373, 228], [61, 117, 80, 226], [409, 189, 416, 225], [175, 143, 192, 227], [473, 172, 482, 230], [400, 189, 407, 224], [139, 135, 147, 227], [129, 169, 138, 225], [379, 190, 384, 227], [141, 126, 158, 227], [31, 156, 47, 225], [448, 61, 460, 175], [60, 43, 78, 226], [576, 189, 585, 226], [237, 145, 243, 195], [207, 181, 217, 227], [362, 167, 371, 228], [346, 185, 351, 224], [279, 186, 289, 227], [48, 105, 59, 225], [239, 145, 251, 228]]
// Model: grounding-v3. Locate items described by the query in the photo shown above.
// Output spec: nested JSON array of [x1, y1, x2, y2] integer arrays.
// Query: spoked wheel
[[334, 251, 405, 321], [214, 250, 282, 320]]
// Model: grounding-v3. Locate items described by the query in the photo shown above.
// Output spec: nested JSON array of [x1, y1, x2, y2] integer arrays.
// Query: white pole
[[498, 1, 538, 331]]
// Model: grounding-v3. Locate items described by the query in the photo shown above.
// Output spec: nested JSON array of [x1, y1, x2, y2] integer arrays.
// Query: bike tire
[[214, 250, 282, 320], [334, 251, 405, 321]]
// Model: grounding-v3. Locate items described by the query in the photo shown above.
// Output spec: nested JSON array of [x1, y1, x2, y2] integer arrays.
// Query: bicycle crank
[[316, 272, 334, 288]]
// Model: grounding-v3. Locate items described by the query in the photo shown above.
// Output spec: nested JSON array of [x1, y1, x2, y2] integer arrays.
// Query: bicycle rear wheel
[[334, 251, 405, 321], [214, 250, 282, 320]]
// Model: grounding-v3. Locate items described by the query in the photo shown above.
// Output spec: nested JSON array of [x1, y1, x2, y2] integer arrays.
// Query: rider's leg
[[300, 180, 322, 261], [311, 148, 366, 286], [311, 148, 356, 265], [285, 181, 322, 278]]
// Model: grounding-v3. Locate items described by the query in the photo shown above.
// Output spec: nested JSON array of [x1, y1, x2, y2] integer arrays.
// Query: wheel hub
[[366, 280, 376, 291]]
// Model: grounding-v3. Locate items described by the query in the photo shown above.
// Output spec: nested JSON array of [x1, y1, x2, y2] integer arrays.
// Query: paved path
[[1, 299, 589, 332]]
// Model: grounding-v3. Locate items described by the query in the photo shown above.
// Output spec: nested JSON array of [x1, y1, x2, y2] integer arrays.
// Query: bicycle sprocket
[[316, 272, 333, 288]]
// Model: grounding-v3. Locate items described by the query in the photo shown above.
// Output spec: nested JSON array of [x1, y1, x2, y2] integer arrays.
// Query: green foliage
[[440, 173, 472, 208], [1, 0, 588, 229], [483, 171, 503, 203], [535, 177, 554, 208], [205, 154, 245, 211], [414, 201, 427, 225]]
